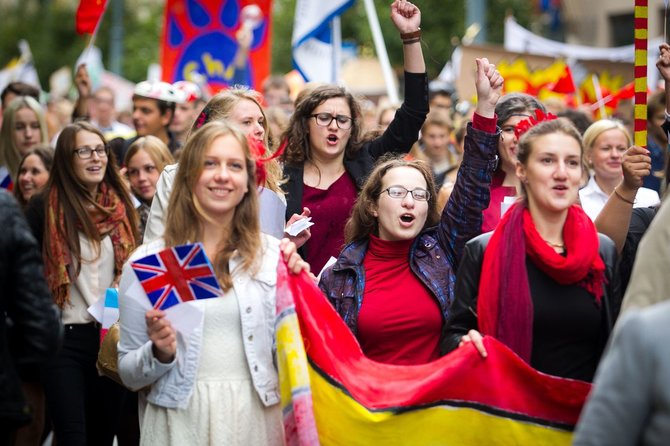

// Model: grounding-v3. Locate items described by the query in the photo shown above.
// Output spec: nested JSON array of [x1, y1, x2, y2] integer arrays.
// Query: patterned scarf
[[477, 202, 605, 362], [44, 182, 136, 307]]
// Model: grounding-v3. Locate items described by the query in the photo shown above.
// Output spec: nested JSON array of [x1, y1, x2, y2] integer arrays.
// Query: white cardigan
[[117, 234, 281, 409]]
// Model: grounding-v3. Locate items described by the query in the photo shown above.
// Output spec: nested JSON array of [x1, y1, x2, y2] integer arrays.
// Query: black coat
[[444, 231, 622, 355], [0, 190, 62, 428], [282, 71, 429, 220]]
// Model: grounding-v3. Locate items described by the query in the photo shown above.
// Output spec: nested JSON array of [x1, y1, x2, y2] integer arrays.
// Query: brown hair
[[517, 118, 583, 165], [188, 87, 283, 193], [164, 121, 261, 291], [14, 144, 54, 207], [45, 121, 138, 276], [344, 155, 439, 244], [281, 84, 362, 165], [516, 118, 583, 196]]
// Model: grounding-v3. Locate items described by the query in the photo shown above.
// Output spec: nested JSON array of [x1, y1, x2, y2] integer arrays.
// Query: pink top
[[482, 170, 517, 233], [302, 172, 357, 273]]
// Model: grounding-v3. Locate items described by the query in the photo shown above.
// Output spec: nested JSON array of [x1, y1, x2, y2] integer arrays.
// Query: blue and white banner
[[291, 0, 355, 83]]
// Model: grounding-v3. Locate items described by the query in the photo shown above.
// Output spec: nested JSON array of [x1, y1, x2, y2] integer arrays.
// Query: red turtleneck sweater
[[357, 235, 442, 365]]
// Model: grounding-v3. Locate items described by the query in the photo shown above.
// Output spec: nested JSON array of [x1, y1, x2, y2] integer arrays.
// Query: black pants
[[42, 323, 127, 446]]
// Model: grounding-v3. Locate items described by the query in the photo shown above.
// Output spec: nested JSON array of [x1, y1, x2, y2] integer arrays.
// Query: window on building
[[609, 13, 634, 47]]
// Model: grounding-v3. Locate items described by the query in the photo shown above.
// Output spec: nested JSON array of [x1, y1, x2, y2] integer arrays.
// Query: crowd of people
[[3, 0, 670, 444]]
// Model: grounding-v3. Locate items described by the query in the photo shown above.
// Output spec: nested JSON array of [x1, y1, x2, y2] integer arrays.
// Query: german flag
[[275, 263, 591, 445]]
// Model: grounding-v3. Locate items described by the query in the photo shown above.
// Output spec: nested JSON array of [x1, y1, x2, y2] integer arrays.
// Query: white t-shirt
[[579, 176, 660, 221]]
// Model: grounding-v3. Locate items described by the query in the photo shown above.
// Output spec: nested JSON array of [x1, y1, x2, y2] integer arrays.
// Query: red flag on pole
[[75, 0, 108, 35], [547, 64, 577, 94], [160, 0, 272, 93]]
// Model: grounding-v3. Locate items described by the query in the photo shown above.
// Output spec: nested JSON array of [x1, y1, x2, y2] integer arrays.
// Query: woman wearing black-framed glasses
[[318, 58, 503, 365], [24, 121, 139, 445], [280, 0, 429, 274]]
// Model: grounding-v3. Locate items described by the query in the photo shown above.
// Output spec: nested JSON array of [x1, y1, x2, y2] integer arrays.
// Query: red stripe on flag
[[285, 270, 590, 426]]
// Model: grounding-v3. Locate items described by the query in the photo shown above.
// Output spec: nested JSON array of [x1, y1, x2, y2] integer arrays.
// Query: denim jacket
[[117, 235, 280, 409], [319, 123, 500, 339]]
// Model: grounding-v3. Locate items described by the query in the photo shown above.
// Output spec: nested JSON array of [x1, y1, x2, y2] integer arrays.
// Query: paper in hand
[[285, 217, 314, 237]]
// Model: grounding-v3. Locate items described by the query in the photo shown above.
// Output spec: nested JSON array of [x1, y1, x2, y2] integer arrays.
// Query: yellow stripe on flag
[[634, 5, 648, 18], [308, 364, 573, 446]]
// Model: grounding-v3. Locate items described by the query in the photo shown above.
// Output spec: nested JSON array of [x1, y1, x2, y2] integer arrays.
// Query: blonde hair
[[189, 87, 283, 194], [124, 135, 175, 172], [164, 121, 261, 291], [0, 96, 48, 178], [582, 119, 631, 158]]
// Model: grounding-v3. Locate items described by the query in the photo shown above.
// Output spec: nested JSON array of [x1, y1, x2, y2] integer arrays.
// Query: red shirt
[[357, 235, 442, 365], [482, 170, 517, 233], [302, 172, 357, 273]]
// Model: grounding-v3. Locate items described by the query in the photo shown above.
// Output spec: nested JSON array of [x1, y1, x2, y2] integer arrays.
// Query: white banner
[[504, 16, 663, 87], [292, 0, 354, 83]]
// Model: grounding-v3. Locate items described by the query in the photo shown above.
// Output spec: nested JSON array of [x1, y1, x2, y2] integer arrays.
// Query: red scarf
[[44, 182, 136, 307], [477, 202, 605, 362]]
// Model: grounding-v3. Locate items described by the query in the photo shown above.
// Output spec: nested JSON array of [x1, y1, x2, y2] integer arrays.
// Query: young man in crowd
[[169, 80, 205, 146]]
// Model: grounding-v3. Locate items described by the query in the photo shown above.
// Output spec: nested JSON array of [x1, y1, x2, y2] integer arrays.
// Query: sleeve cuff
[[472, 113, 498, 134]]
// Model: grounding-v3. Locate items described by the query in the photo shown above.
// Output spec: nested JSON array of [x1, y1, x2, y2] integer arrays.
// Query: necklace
[[544, 240, 564, 249]]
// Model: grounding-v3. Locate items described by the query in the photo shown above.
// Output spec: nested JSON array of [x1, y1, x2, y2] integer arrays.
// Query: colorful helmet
[[173, 80, 203, 103], [134, 80, 185, 103]]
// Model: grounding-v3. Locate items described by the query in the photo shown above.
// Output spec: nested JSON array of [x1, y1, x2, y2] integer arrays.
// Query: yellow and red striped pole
[[634, 0, 648, 148]]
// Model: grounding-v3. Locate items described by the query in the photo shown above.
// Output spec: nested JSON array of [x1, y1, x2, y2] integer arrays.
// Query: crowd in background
[[3, 1, 670, 444]]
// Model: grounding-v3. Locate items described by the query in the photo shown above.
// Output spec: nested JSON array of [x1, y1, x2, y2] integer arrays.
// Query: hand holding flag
[[131, 242, 223, 311]]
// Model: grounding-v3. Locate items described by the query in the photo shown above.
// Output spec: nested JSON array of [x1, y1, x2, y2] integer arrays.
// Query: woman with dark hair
[[281, 0, 428, 273], [318, 58, 502, 365], [481, 93, 545, 232], [445, 118, 621, 382], [118, 121, 309, 444], [25, 121, 138, 445], [14, 144, 53, 208]]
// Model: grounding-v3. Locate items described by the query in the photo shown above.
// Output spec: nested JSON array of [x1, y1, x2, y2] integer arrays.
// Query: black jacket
[[0, 190, 61, 427], [282, 71, 429, 219], [444, 231, 622, 355]]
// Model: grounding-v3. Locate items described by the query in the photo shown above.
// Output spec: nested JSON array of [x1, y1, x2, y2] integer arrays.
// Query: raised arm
[[391, 0, 425, 74], [365, 0, 428, 159], [594, 145, 651, 254], [657, 43, 670, 115], [438, 58, 502, 268]]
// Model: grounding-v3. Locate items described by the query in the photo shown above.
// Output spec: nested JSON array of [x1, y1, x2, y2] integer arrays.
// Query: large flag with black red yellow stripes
[[275, 261, 592, 445]]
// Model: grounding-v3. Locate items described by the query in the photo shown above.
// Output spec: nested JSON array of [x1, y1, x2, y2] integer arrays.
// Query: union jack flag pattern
[[131, 243, 223, 310], [0, 166, 13, 191]]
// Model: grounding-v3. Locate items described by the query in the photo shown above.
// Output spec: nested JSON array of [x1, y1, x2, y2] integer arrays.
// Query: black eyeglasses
[[380, 185, 430, 201], [310, 113, 353, 130], [73, 145, 108, 159]]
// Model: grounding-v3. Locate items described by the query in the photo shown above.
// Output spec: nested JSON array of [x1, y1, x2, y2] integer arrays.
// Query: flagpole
[[362, 0, 399, 104], [591, 74, 607, 119], [331, 16, 342, 84], [83, 2, 109, 64]]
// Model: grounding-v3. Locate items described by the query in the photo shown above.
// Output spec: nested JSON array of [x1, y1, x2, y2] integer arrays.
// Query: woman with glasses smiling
[[318, 58, 503, 365], [25, 121, 138, 445], [281, 0, 429, 274]]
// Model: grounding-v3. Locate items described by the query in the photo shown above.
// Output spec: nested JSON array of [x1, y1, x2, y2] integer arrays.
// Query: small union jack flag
[[131, 243, 223, 310], [0, 166, 13, 191]]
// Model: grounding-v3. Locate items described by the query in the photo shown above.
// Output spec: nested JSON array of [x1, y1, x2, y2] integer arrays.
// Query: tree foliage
[[0, 0, 535, 89]]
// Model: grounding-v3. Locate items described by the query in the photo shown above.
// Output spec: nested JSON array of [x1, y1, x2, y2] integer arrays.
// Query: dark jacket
[[443, 231, 622, 354], [282, 72, 429, 219], [0, 191, 61, 427], [318, 123, 500, 340]]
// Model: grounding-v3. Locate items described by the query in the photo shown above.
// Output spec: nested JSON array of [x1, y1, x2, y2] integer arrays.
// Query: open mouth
[[327, 134, 338, 143], [86, 166, 102, 173], [400, 214, 415, 223]]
